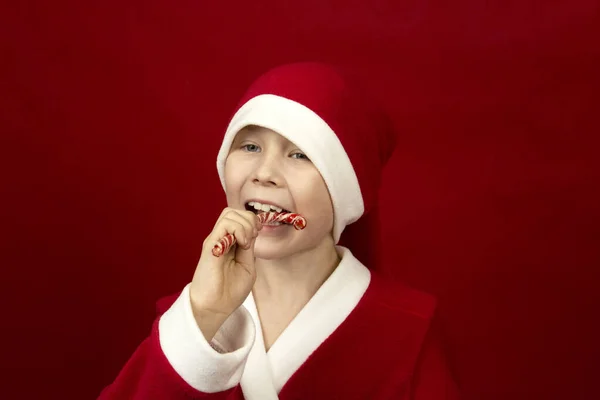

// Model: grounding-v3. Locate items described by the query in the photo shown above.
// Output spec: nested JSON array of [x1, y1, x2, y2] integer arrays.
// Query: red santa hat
[[216, 62, 396, 267]]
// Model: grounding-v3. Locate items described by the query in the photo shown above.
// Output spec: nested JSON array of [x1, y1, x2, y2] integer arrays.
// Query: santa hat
[[216, 62, 396, 267]]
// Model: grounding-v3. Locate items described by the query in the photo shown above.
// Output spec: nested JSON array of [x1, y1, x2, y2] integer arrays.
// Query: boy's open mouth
[[245, 201, 292, 215]]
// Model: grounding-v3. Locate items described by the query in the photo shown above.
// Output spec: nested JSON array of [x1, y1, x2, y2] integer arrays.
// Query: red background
[[2, 1, 599, 399]]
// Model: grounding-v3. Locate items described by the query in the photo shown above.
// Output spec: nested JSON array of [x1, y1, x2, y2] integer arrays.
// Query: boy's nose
[[252, 156, 283, 187]]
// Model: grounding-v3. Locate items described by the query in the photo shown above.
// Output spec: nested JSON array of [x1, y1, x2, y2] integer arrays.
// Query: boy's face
[[224, 125, 335, 260]]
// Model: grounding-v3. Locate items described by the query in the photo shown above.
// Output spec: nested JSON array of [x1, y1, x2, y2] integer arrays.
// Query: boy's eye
[[291, 152, 310, 161], [242, 144, 260, 152]]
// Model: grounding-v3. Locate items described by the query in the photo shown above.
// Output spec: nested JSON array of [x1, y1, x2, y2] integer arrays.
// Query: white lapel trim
[[240, 293, 279, 400], [267, 246, 371, 393], [239, 246, 370, 397]]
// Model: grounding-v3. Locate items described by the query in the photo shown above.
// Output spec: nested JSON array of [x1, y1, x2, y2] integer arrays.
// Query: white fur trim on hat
[[216, 94, 364, 243]]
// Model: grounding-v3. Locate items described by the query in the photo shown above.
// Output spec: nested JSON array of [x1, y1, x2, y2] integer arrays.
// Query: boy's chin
[[254, 247, 291, 261], [253, 242, 300, 261]]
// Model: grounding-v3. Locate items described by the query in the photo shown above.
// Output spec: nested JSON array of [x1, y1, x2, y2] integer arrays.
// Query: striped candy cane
[[211, 212, 307, 257]]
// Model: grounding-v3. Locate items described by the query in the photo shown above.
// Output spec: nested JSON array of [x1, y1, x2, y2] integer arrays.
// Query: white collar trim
[[240, 246, 371, 398]]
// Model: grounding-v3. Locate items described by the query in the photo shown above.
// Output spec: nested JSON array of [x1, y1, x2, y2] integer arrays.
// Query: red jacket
[[99, 247, 459, 399]]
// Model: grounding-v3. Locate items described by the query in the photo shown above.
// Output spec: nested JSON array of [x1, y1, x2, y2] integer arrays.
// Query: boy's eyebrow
[[234, 126, 262, 140], [233, 129, 252, 142], [233, 126, 298, 149], [243, 124, 261, 131]]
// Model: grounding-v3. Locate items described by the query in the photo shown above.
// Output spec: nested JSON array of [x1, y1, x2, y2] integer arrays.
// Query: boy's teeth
[[248, 201, 284, 213]]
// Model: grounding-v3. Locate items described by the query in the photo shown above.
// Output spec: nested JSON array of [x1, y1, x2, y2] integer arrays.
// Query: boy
[[100, 62, 459, 399]]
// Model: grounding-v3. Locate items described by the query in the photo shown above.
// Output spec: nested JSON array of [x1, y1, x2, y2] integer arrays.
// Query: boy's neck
[[252, 240, 341, 309]]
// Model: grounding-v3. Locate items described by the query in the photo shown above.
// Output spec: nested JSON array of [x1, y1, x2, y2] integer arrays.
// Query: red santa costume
[[99, 63, 460, 399]]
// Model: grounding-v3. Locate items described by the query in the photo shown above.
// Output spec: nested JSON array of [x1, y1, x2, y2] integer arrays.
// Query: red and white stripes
[[212, 212, 307, 257]]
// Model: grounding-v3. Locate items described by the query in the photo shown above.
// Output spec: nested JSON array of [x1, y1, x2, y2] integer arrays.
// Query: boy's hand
[[189, 208, 262, 341]]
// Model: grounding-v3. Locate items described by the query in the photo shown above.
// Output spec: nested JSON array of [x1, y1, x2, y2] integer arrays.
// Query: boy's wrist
[[192, 306, 229, 342]]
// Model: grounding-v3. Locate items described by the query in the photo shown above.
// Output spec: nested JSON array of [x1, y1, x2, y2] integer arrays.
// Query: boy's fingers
[[235, 235, 256, 269], [222, 212, 256, 243]]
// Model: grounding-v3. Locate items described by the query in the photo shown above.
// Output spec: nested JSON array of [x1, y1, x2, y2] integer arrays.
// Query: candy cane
[[211, 212, 307, 257]]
